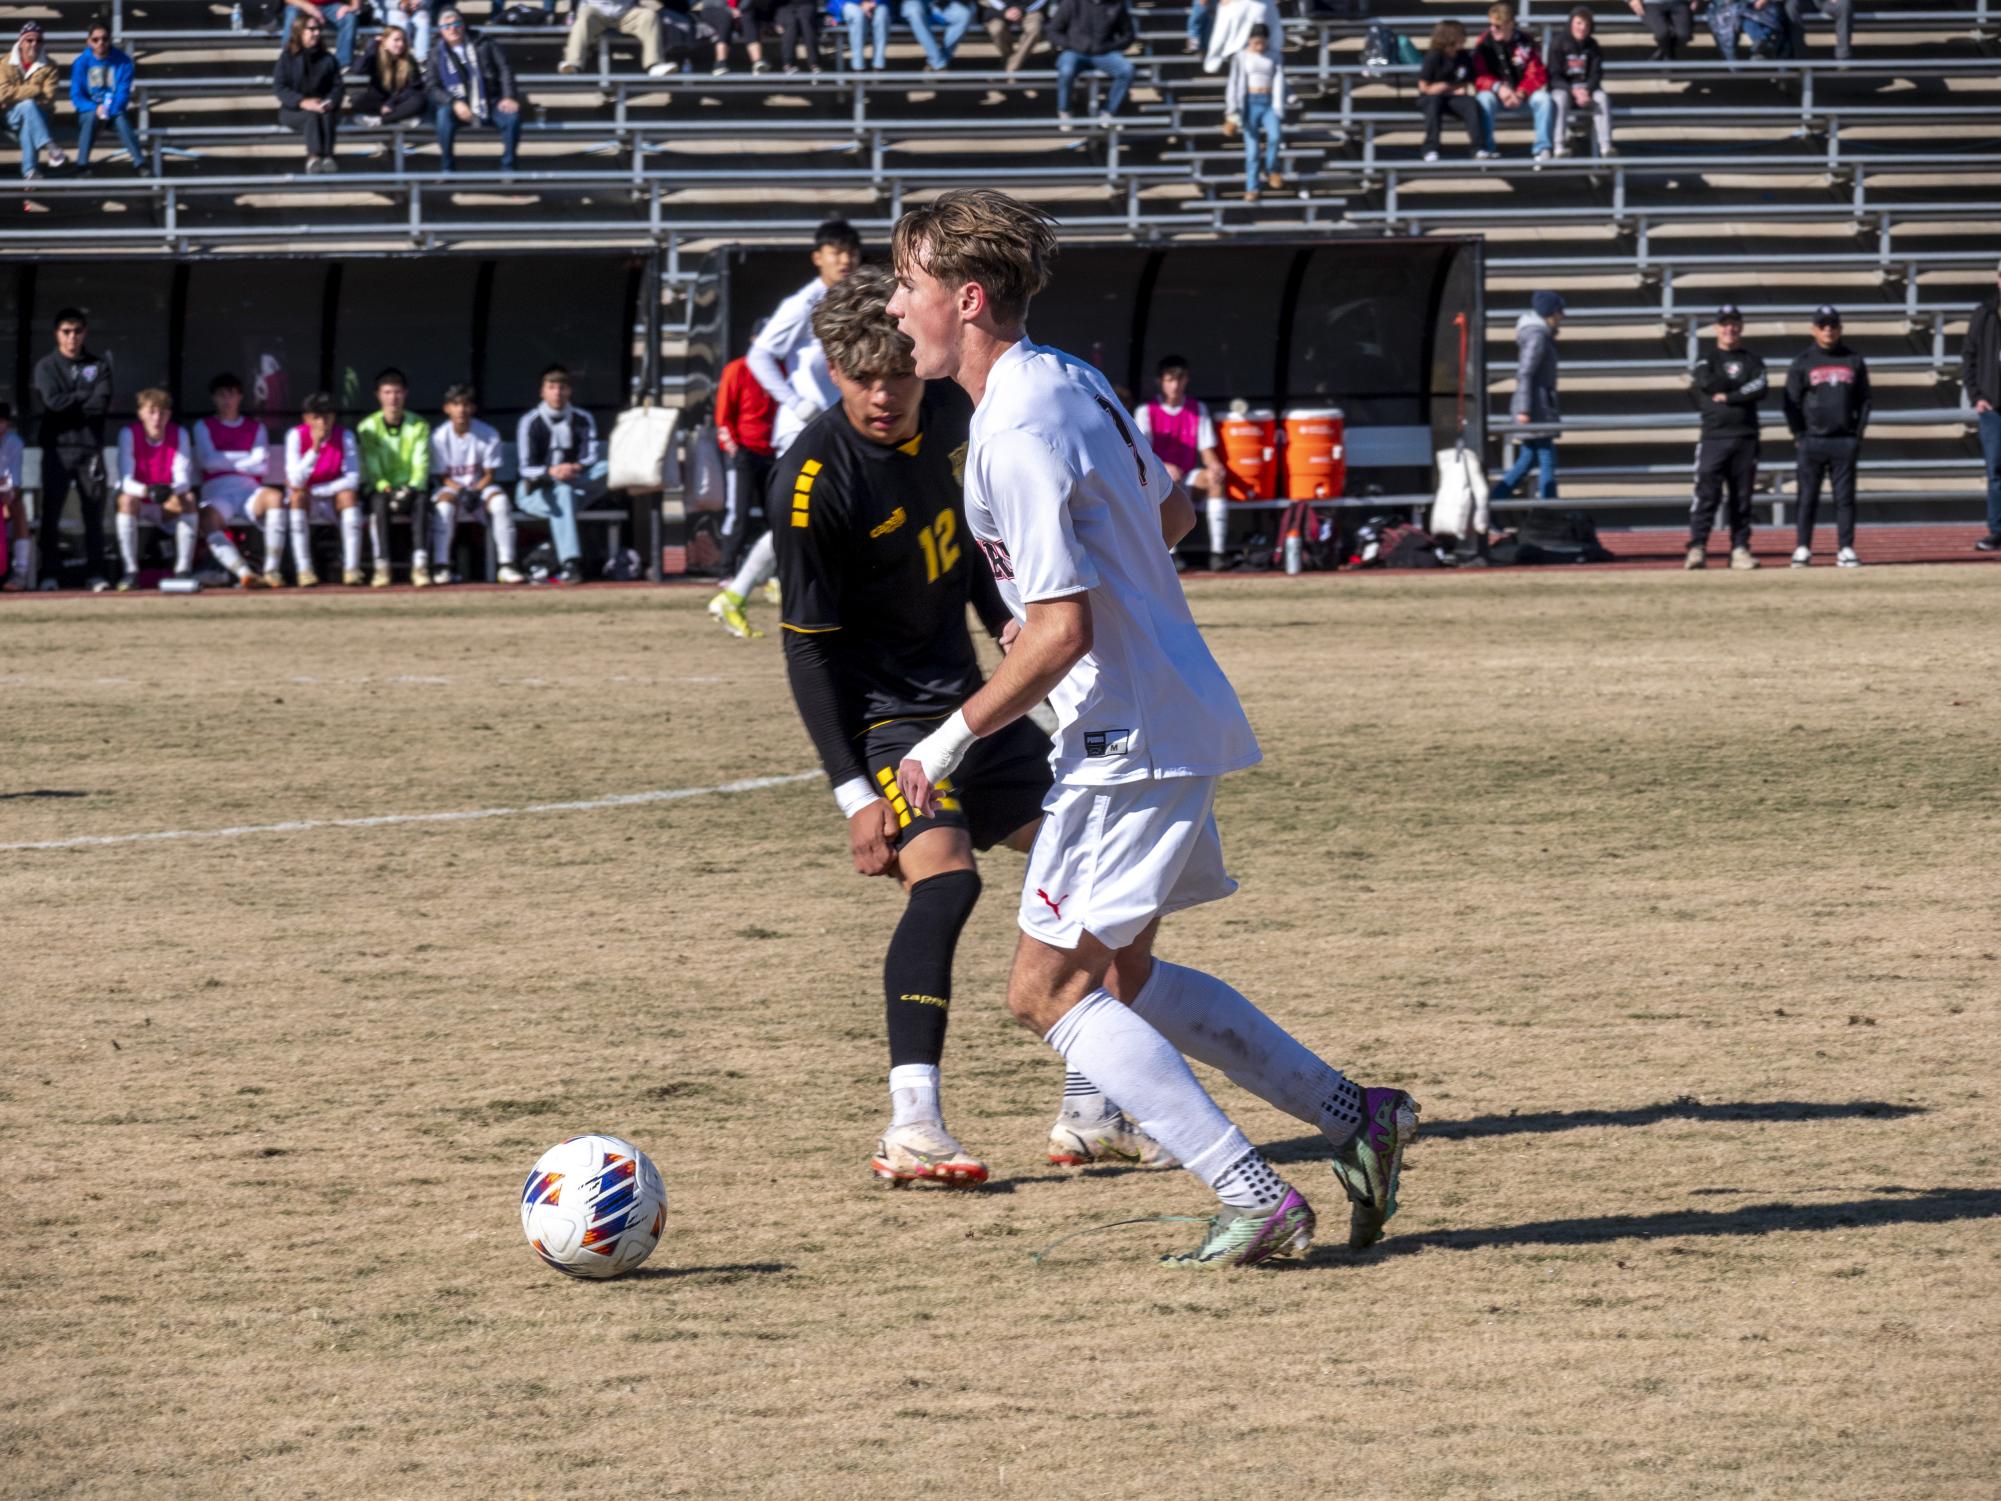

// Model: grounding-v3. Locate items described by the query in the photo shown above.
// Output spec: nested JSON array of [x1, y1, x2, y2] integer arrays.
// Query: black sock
[[884, 868, 981, 1068]]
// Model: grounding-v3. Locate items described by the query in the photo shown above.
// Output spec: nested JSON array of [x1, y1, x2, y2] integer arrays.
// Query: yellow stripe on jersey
[[790, 459, 823, 528], [897, 431, 923, 457], [778, 623, 840, 635]]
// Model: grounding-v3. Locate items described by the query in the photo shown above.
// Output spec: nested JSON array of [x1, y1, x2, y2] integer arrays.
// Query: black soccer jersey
[[774, 382, 993, 727]]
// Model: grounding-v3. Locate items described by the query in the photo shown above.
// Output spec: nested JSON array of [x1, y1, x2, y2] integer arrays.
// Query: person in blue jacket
[[70, 20, 143, 170]]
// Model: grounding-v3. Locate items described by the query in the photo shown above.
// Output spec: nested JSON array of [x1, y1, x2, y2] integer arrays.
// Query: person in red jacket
[[715, 352, 778, 572], [1473, 1, 1553, 163]]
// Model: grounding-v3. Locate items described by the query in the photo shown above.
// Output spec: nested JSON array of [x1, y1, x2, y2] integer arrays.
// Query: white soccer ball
[[519, 1133, 668, 1280]]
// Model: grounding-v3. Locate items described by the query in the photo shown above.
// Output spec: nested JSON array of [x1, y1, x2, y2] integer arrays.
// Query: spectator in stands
[[1202, 0, 1279, 77], [428, 10, 525, 174], [274, 10, 344, 174], [430, 384, 525, 585], [385, 0, 436, 61], [1962, 260, 2001, 552], [903, 0, 976, 71], [516, 364, 605, 586], [70, 22, 144, 173], [195, 373, 290, 589], [32, 307, 113, 590], [714, 348, 778, 571], [2, 22, 67, 181], [1133, 354, 1231, 569], [1784, 304, 1870, 568], [1630, 0, 1694, 62], [1492, 290, 1563, 501], [1473, 3, 1553, 165], [1418, 20, 1487, 162], [283, 393, 360, 587], [773, 0, 823, 72], [702, 0, 773, 75], [1686, 304, 1765, 570], [1547, 7, 1613, 158], [0, 402, 30, 592], [1050, 0, 1136, 127], [283, 4, 364, 69], [351, 25, 428, 127], [115, 388, 199, 588], [561, 0, 678, 78], [359, 367, 431, 588], [983, 0, 1046, 74], [1223, 24, 1286, 202], [1784, 0, 1852, 61], [834, 0, 889, 69], [1186, 0, 1214, 57], [1707, 0, 1792, 64]]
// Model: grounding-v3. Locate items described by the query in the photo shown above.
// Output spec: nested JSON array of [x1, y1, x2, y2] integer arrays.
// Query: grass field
[[3, 569, 1998, 1501]]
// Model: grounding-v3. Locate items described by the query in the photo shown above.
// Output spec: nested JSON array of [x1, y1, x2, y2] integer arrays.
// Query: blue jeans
[[1055, 49, 1134, 116], [1494, 435, 1557, 499], [1980, 408, 2001, 538], [77, 109, 144, 168], [900, 0, 973, 67], [435, 101, 523, 172], [6, 100, 51, 177], [842, 0, 891, 66], [1477, 86, 1553, 155], [284, 5, 362, 66], [1241, 94, 1279, 191], [1187, 0, 1214, 47], [515, 459, 607, 565]]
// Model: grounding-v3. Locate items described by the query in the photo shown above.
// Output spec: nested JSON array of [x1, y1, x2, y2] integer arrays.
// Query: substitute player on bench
[[776, 264, 1169, 1186], [889, 190, 1419, 1266]]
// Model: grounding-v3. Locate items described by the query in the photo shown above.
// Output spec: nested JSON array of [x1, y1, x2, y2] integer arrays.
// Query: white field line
[[0, 772, 822, 853]]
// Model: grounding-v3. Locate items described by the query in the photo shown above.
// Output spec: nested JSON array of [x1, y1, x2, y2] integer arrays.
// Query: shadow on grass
[[986, 1162, 1179, 1192], [620, 1261, 793, 1281], [1259, 1098, 1922, 1162], [0, 788, 89, 800]]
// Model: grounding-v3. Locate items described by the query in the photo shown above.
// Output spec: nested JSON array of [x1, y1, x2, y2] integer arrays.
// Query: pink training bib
[[1145, 401, 1202, 473], [294, 424, 348, 487], [127, 421, 182, 488]]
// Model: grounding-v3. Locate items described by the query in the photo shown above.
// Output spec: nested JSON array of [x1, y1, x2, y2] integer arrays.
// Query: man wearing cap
[[1960, 259, 2001, 552], [1493, 289, 1564, 502], [1784, 304, 1870, 568], [1686, 304, 1766, 570]]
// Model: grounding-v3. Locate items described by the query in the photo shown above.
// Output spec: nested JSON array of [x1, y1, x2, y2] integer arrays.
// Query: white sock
[[260, 510, 286, 571], [1044, 989, 1285, 1212], [8, 537, 32, 583], [727, 529, 776, 599], [488, 496, 517, 565], [340, 507, 364, 572], [1131, 960, 1363, 1143], [206, 529, 249, 577], [174, 513, 198, 573], [1206, 494, 1229, 555], [368, 510, 387, 567], [888, 1062, 942, 1126], [1059, 1069, 1117, 1122], [289, 508, 314, 571], [116, 512, 141, 574], [431, 500, 457, 564]]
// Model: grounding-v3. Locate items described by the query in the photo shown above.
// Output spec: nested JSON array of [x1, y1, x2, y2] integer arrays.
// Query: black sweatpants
[[1794, 435, 1860, 551], [279, 104, 338, 158], [38, 445, 111, 583], [721, 447, 774, 572], [1642, 0, 1695, 57], [1421, 93, 1482, 153], [1690, 435, 1758, 549]]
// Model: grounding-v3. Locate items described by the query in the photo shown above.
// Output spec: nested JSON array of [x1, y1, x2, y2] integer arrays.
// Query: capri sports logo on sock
[[1036, 888, 1069, 918]]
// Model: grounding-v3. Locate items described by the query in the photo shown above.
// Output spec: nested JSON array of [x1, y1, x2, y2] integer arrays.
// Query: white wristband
[[908, 709, 978, 785], [833, 776, 880, 821]]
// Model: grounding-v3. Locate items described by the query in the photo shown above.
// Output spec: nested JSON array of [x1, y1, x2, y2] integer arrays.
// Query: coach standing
[[1784, 304, 1870, 569], [32, 305, 114, 590], [1961, 261, 2001, 552], [1685, 304, 1765, 570]]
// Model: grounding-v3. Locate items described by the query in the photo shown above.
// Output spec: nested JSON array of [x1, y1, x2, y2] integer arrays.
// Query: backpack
[[1270, 499, 1339, 571], [1348, 514, 1440, 568], [1512, 508, 1614, 564]]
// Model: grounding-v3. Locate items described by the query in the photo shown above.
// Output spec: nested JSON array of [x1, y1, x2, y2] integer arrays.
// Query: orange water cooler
[[1280, 407, 1346, 500], [1217, 408, 1277, 501]]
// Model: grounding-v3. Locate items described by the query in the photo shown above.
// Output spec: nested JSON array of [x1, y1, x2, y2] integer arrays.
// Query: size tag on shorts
[[1083, 729, 1132, 757]]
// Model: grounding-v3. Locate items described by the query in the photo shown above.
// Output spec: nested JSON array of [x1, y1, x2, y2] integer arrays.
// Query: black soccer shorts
[[860, 713, 1053, 852]]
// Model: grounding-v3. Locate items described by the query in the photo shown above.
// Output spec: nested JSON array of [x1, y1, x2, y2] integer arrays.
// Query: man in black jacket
[[427, 8, 524, 173], [1049, 0, 1135, 125], [31, 306, 114, 589], [1961, 261, 2001, 551], [1784, 304, 1870, 568], [1686, 305, 1765, 570]]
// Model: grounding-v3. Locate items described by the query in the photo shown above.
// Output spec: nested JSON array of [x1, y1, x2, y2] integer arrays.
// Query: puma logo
[[1036, 888, 1069, 919]]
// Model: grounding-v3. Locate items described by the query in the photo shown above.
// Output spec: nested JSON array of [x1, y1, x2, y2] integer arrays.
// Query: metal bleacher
[[4, 0, 1997, 529]]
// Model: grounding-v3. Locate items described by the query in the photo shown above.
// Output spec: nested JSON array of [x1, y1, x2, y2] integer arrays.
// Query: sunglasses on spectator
[[88, 32, 108, 42]]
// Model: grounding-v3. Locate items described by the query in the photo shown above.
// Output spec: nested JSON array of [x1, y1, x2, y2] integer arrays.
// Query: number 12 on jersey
[[916, 508, 960, 582]]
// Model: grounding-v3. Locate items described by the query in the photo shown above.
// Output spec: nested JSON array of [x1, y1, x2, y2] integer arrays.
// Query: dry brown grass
[[2, 569, 1998, 1501]]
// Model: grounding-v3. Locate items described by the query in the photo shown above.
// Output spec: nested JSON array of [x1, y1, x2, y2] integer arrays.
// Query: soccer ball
[[519, 1133, 668, 1280]]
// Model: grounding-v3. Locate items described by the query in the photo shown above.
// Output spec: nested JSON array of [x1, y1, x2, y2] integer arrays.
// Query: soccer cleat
[[496, 563, 526, 585], [1730, 546, 1760, 571], [1331, 1087, 1420, 1252], [707, 589, 762, 639], [262, 569, 287, 589], [237, 569, 269, 589], [1161, 1188, 1315, 1268], [1048, 1112, 1178, 1169], [371, 562, 392, 588], [870, 1120, 989, 1188], [1684, 545, 1706, 570], [1790, 546, 1811, 568], [342, 568, 366, 587], [1836, 546, 1860, 568], [431, 565, 454, 586], [412, 566, 433, 588], [115, 576, 134, 592], [296, 568, 320, 588], [761, 576, 782, 606]]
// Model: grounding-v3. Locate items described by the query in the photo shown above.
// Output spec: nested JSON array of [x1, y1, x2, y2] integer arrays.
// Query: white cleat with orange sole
[[1047, 1111, 1178, 1169], [871, 1119, 990, 1188]]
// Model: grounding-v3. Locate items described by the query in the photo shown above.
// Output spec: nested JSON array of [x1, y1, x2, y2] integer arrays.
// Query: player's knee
[[906, 866, 981, 933]]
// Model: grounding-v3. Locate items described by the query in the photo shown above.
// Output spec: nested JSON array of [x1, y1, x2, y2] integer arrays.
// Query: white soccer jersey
[[965, 338, 1262, 787], [432, 419, 503, 487], [749, 277, 841, 454]]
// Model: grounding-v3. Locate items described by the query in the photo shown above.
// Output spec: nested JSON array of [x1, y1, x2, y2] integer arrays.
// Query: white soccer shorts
[[1019, 774, 1236, 951], [199, 475, 269, 524]]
